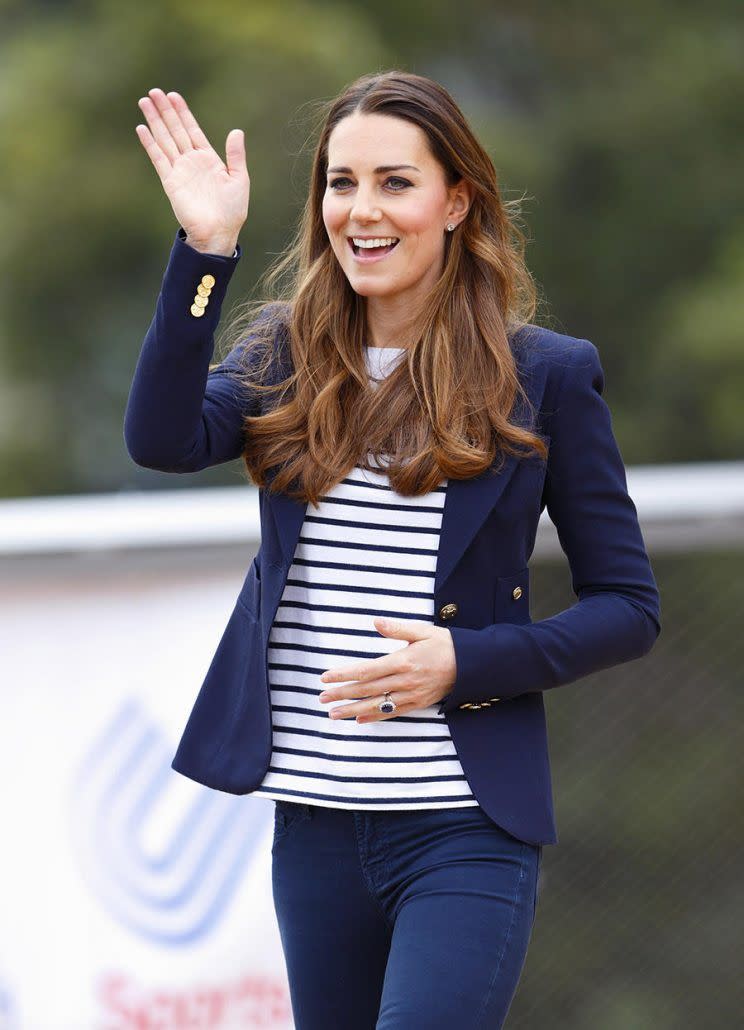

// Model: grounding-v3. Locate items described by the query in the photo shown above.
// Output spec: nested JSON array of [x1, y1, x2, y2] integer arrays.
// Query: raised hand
[[135, 88, 250, 255]]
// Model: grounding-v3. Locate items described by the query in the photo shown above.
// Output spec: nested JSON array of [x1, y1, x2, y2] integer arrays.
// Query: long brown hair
[[218, 69, 549, 506]]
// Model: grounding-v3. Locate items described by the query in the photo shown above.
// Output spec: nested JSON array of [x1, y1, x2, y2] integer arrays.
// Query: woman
[[126, 71, 661, 1029]]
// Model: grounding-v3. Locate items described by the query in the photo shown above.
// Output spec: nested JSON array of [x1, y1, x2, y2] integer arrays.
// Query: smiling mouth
[[347, 238, 400, 261]]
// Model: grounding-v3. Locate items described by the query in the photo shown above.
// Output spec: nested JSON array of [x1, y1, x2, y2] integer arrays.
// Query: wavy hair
[[218, 69, 549, 505]]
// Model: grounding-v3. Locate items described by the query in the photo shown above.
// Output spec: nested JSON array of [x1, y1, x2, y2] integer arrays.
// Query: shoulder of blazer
[[510, 322, 601, 404], [510, 321, 597, 369]]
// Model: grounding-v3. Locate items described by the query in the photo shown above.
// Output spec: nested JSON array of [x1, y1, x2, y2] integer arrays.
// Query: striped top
[[253, 345, 479, 810]]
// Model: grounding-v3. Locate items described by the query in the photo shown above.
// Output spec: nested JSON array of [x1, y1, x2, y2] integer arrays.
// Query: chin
[[348, 279, 400, 298]]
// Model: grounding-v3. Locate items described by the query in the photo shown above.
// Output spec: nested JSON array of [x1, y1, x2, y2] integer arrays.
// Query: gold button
[[459, 702, 474, 710], [512, 586, 522, 600], [196, 284, 212, 297], [201, 274, 216, 288], [438, 602, 458, 620], [190, 303, 206, 317], [193, 295, 209, 309], [487, 697, 501, 703], [469, 703, 484, 710]]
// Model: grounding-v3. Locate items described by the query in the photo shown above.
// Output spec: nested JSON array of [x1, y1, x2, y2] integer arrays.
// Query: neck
[[364, 295, 421, 349]]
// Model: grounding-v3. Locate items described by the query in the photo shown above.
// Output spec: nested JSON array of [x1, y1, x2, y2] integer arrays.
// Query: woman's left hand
[[318, 617, 457, 722]]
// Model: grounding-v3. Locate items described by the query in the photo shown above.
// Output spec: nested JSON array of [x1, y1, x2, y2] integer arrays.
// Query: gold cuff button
[[196, 284, 212, 298], [459, 702, 474, 710], [512, 586, 523, 600], [438, 602, 458, 620], [190, 303, 206, 317], [193, 295, 209, 308], [201, 274, 216, 289]]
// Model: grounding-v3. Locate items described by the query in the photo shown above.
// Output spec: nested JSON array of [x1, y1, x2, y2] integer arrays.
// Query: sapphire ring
[[377, 691, 397, 715]]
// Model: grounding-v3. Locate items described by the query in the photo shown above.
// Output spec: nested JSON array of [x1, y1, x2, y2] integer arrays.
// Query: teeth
[[352, 237, 399, 249]]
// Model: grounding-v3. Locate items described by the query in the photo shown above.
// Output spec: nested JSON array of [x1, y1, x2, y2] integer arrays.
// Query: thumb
[[374, 616, 430, 642], [225, 128, 246, 177]]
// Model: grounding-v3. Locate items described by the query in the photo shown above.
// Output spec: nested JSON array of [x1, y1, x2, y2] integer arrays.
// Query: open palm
[[135, 88, 250, 252]]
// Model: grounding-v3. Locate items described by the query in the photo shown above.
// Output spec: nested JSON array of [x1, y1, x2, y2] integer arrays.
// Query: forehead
[[327, 112, 431, 168]]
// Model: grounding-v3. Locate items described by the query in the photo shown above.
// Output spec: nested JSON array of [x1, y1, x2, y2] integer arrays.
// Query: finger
[[358, 703, 412, 723], [225, 128, 247, 178], [147, 88, 193, 155], [166, 91, 212, 150], [321, 672, 415, 705], [375, 616, 431, 641], [137, 94, 180, 162], [320, 656, 400, 686], [327, 703, 360, 719], [328, 697, 410, 720], [135, 123, 173, 182]]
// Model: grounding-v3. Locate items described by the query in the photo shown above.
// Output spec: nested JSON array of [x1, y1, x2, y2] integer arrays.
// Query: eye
[[386, 177, 411, 190], [328, 176, 412, 192]]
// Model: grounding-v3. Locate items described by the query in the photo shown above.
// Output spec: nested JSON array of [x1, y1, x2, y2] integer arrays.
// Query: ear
[[446, 177, 472, 226]]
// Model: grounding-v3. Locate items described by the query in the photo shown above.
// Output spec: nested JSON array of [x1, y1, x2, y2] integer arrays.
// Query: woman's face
[[322, 112, 470, 305]]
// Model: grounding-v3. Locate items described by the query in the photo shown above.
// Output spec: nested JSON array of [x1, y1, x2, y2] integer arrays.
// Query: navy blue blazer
[[124, 228, 661, 846]]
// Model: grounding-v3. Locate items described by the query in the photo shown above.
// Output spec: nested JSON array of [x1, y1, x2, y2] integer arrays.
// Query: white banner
[[0, 567, 293, 1030]]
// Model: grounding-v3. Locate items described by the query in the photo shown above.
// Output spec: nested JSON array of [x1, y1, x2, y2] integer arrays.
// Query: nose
[[349, 186, 382, 224]]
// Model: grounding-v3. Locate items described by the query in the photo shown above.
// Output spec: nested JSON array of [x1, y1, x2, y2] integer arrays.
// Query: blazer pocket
[[494, 566, 531, 625]]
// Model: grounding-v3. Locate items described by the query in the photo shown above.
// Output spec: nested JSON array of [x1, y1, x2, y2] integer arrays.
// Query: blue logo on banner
[[70, 699, 270, 946], [0, 977, 18, 1030]]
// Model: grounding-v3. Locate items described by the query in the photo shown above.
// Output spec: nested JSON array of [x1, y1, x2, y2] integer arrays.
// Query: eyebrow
[[326, 164, 421, 175]]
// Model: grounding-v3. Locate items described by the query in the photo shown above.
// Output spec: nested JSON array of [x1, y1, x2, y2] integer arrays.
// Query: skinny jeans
[[270, 800, 542, 1029]]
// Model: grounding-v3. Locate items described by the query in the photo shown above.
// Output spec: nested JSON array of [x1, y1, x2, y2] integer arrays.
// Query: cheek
[[322, 194, 343, 232], [405, 225, 443, 265], [409, 190, 446, 223], [399, 202, 444, 249]]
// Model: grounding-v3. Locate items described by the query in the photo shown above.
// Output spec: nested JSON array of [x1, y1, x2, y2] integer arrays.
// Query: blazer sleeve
[[438, 338, 661, 714], [123, 227, 267, 473]]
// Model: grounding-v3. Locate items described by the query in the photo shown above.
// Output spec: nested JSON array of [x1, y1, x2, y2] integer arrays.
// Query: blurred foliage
[[0, 0, 741, 498]]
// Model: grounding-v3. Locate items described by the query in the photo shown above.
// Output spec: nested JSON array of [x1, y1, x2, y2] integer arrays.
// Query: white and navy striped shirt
[[253, 345, 478, 809]]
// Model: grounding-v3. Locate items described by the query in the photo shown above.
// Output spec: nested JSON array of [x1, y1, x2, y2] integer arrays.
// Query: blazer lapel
[[434, 454, 521, 591], [268, 485, 305, 568]]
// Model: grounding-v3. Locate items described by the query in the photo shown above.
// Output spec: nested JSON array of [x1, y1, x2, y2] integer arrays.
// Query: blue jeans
[[270, 800, 542, 1029]]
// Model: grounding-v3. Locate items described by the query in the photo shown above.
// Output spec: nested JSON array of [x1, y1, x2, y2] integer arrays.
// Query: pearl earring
[[446, 223, 456, 231]]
